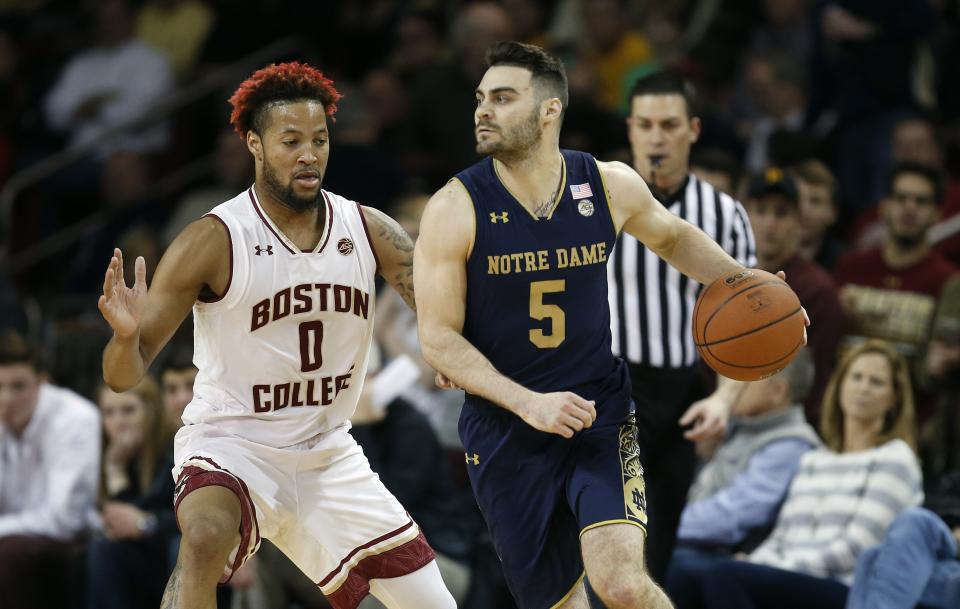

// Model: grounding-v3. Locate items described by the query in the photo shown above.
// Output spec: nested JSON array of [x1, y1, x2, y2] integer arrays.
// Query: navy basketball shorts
[[459, 399, 647, 609]]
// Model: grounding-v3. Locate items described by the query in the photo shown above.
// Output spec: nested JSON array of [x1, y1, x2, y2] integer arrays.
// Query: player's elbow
[[417, 325, 447, 372], [101, 367, 138, 393]]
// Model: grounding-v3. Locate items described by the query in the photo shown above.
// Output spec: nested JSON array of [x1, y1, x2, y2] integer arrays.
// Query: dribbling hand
[[98, 248, 148, 340], [518, 392, 596, 439], [776, 270, 810, 346]]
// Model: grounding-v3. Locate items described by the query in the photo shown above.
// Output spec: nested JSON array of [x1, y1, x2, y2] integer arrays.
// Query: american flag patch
[[570, 183, 593, 199]]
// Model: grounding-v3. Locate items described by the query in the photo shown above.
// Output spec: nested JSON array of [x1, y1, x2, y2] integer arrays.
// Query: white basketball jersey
[[183, 187, 378, 447]]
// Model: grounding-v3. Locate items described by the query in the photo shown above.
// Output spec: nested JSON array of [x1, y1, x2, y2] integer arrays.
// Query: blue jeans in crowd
[[846, 507, 960, 609]]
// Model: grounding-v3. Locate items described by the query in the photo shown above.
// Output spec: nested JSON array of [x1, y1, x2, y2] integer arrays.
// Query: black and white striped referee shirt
[[607, 174, 757, 368]]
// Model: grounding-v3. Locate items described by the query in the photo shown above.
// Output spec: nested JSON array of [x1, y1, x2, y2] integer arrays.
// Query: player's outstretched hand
[[775, 270, 810, 346], [98, 248, 148, 340], [519, 392, 596, 439]]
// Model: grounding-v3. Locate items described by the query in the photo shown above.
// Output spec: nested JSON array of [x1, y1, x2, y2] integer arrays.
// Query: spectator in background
[[790, 159, 845, 270], [666, 349, 821, 609], [744, 168, 845, 420], [812, 0, 937, 211], [921, 276, 960, 479], [391, 8, 446, 81], [750, 0, 814, 70], [846, 470, 960, 609], [692, 340, 924, 609], [159, 346, 197, 432], [741, 52, 808, 173], [405, 1, 512, 188], [87, 376, 177, 609], [834, 163, 959, 378], [43, 0, 173, 157], [0, 332, 100, 609], [574, 0, 655, 114], [851, 115, 957, 251], [690, 147, 742, 196], [135, 0, 215, 80], [502, 0, 550, 47]]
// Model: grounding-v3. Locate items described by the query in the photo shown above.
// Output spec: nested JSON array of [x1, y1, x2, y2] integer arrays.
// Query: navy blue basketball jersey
[[455, 149, 621, 397]]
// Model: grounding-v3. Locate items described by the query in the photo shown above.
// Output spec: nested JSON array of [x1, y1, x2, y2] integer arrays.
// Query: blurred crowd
[[1, 0, 959, 608]]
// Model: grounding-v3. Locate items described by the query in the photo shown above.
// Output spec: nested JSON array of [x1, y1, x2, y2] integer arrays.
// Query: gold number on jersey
[[298, 321, 325, 372], [529, 280, 566, 348]]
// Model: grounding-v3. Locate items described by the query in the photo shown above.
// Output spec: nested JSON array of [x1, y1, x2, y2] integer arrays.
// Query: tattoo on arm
[[159, 562, 182, 609], [367, 208, 416, 311]]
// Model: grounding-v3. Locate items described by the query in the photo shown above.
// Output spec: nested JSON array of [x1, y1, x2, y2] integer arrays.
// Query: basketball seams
[[698, 279, 790, 340], [704, 336, 804, 370], [694, 307, 803, 347]]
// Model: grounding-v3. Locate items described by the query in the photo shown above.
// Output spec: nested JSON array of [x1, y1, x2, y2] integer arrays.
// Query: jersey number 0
[[529, 280, 566, 348], [298, 321, 324, 372]]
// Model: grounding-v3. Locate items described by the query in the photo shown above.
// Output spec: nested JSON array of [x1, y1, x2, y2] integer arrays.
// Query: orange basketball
[[693, 269, 805, 381]]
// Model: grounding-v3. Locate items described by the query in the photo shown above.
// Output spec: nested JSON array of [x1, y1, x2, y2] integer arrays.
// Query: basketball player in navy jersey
[[413, 42, 761, 609]]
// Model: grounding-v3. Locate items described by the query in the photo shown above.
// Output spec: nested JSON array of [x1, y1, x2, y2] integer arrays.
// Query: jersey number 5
[[298, 321, 324, 372], [529, 280, 566, 348]]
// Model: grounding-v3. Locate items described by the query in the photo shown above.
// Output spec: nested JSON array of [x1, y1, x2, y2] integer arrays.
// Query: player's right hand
[[98, 248, 148, 340], [518, 392, 596, 438]]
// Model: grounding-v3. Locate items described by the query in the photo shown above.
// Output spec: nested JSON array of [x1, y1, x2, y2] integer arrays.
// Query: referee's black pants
[[629, 362, 706, 585]]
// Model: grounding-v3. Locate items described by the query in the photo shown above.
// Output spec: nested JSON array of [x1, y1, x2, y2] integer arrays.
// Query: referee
[[608, 71, 757, 583]]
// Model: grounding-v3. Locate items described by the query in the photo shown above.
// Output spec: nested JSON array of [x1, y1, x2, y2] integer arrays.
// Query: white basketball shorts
[[172, 421, 435, 609]]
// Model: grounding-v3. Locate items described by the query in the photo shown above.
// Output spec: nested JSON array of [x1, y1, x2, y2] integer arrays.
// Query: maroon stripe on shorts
[[174, 460, 260, 584], [323, 531, 436, 609]]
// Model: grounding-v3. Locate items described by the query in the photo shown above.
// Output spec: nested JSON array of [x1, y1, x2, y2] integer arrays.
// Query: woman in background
[[695, 339, 923, 609], [87, 375, 176, 609]]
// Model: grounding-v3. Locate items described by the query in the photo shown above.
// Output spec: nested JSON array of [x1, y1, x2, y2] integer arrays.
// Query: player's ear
[[246, 131, 263, 163], [543, 97, 563, 123]]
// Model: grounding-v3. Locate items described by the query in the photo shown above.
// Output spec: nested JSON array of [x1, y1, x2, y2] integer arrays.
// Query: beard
[[262, 156, 323, 212], [476, 108, 542, 161]]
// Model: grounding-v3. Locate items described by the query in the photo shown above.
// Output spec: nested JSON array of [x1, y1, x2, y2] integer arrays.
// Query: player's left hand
[[775, 270, 810, 346], [679, 394, 730, 441], [101, 501, 148, 540]]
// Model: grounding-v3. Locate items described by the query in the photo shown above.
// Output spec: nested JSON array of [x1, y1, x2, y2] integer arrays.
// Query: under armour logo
[[255, 245, 273, 256], [465, 453, 480, 465], [489, 212, 509, 224]]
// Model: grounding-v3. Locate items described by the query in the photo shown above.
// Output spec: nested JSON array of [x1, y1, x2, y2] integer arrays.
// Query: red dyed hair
[[228, 61, 342, 138]]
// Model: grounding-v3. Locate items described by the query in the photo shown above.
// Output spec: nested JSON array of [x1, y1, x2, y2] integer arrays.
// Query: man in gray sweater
[[666, 348, 821, 607]]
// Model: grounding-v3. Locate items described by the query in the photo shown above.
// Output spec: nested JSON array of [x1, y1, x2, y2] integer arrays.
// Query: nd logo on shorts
[[619, 417, 648, 525]]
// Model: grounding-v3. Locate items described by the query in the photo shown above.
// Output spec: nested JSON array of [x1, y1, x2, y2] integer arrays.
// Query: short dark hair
[[888, 161, 945, 204], [159, 345, 197, 377], [0, 332, 39, 370], [485, 41, 569, 113], [628, 70, 698, 119], [690, 148, 742, 189], [229, 61, 343, 138]]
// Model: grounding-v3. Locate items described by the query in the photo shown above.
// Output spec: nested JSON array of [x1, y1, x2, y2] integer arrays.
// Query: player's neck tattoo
[[534, 194, 555, 218]]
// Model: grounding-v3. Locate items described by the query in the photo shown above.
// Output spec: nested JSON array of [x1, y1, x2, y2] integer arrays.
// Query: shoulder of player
[[358, 205, 414, 256], [596, 159, 651, 214], [417, 180, 474, 255], [160, 216, 230, 277]]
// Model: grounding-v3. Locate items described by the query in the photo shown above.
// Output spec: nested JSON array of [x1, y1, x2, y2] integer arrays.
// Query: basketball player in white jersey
[[98, 62, 456, 609]]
